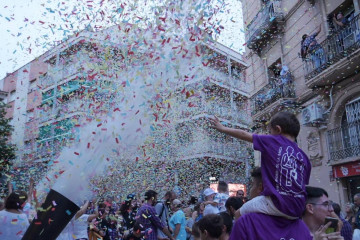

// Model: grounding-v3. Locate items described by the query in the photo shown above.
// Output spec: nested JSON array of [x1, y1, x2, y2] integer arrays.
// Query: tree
[[0, 101, 16, 196]]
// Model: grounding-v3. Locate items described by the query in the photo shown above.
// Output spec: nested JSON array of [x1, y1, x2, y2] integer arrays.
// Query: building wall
[[242, 0, 360, 205], [0, 57, 47, 164]]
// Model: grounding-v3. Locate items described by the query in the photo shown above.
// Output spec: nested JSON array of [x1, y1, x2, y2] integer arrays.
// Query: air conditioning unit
[[302, 103, 324, 125]]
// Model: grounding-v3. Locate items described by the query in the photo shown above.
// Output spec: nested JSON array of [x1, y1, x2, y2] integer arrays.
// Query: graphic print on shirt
[[278, 146, 305, 196]]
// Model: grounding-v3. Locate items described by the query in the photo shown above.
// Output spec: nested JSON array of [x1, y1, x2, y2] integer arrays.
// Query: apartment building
[[163, 42, 252, 192], [1, 22, 253, 193], [241, 0, 360, 205]]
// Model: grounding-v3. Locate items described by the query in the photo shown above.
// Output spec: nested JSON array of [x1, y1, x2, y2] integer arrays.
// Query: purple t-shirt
[[229, 213, 312, 240], [253, 134, 311, 217]]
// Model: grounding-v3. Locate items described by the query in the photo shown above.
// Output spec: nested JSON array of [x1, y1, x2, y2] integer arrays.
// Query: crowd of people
[[1, 112, 360, 240], [0, 175, 359, 240]]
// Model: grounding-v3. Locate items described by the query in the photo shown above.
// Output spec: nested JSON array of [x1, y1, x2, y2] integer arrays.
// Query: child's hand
[[208, 116, 225, 132]]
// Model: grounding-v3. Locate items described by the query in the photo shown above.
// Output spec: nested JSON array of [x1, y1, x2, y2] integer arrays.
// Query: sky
[[0, 0, 245, 79]]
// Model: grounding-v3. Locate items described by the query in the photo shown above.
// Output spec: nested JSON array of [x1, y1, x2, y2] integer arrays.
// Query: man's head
[[303, 186, 334, 228], [354, 193, 360, 207], [217, 181, 228, 193], [269, 112, 300, 139], [302, 34, 308, 41], [171, 199, 182, 212], [144, 190, 158, 206], [249, 167, 263, 199], [337, 12, 344, 20], [203, 188, 216, 201], [225, 197, 243, 218], [132, 221, 145, 237], [236, 190, 244, 198], [219, 212, 233, 236], [192, 222, 201, 240], [164, 191, 177, 205], [198, 214, 223, 240]]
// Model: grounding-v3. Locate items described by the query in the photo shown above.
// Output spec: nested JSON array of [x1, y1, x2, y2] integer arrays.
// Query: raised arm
[[209, 116, 253, 143], [75, 200, 90, 220]]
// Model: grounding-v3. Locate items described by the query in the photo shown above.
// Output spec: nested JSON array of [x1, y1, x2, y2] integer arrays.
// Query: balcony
[[200, 68, 250, 95], [173, 90, 251, 126], [40, 62, 83, 89], [177, 139, 248, 160], [0, 90, 7, 101], [327, 121, 360, 162], [250, 77, 296, 118], [304, 13, 360, 87], [246, 0, 284, 51]]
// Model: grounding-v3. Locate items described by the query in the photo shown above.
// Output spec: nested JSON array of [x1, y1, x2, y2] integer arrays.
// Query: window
[[26, 110, 35, 122], [343, 97, 360, 149], [9, 90, 16, 102], [29, 79, 37, 92]]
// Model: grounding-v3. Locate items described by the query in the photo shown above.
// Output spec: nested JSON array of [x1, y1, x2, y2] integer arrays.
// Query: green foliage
[[0, 102, 16, 178]]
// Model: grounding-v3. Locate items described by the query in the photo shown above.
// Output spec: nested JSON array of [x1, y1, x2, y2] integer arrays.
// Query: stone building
[[241, 0, 360, 205]]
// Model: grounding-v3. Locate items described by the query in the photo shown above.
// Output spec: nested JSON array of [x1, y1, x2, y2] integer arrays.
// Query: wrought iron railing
[[327, 121, 360, 161], [246, 0, 283, 46], [304, 13, 360, 80], [40, 63, 83, 89], [177, 139, 247, 159], [250, 77, 295, 115], [203, 68, 250, 93]]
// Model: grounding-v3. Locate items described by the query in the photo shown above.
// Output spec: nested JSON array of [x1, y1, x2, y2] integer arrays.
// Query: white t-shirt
[[214, 193, 229, 212], [73, 214, 89, 239], [203, 204, 219, 216], [0, 210, 30, 239]]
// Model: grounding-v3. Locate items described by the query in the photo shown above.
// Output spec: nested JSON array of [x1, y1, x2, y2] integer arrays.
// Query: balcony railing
[[40, 63, 83, 89], [304, 13, 360, 80], [177, 139, 248, 159], [246, 0, 284, 50], [251, 77, 295, 116], [203, 68, 250, 93], [327, 121, 360, 161]]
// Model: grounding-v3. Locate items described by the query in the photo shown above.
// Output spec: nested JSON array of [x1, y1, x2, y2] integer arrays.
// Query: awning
[[333, 160, 360, 178]]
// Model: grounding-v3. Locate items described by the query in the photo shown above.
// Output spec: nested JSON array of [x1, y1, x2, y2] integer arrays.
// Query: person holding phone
[[302, 186, 344, 240]]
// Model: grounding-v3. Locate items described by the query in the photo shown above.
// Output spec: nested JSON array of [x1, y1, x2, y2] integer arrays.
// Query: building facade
[[241, 0, 360, 206], [0, 23, 252, 194]]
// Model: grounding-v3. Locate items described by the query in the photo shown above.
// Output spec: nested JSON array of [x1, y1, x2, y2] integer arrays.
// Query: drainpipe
[[324, 84, 334, 114], [319, 0, 329, 34], [354, 0, 360, 16]]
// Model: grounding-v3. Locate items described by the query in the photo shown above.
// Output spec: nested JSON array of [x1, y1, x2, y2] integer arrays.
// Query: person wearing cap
[[169, 199, 187, 240], [136, 190, 174, 240], [203, 188, 219, 216]]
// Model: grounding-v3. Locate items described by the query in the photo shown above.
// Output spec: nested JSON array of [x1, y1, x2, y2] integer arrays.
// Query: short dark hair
[[219, 212, 233, 234], [270, 112, 300, 138], [305, 186, 328, 204], [218, 181, 228, 192], [165, 191, 175, 199], [332, 202, 341, 217], [225, 197, 243, 211], [192, 222, 200, 238], [302, 34, 308, 40], [144, 190, 158, 200], [133, 221, 145, 232], [250, 167, 262, 180], [198, 214, 223, 238], [5, 192, 22, 210]]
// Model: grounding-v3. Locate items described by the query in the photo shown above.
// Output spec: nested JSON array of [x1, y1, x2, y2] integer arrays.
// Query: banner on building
[[333, 161, 360, 178]]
